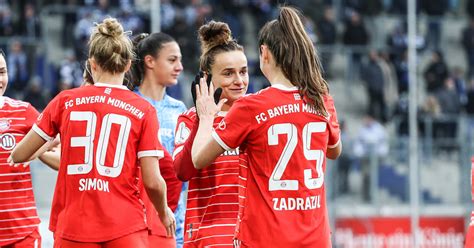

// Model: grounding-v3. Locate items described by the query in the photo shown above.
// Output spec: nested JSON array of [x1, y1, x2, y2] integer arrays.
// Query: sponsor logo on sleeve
[[217, 119, 226, 131], [174, 122, 190, 145]]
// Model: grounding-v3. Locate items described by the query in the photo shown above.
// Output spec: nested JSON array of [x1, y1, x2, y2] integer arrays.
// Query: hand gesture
[[195, 75, 227, 119], [160, 206, 176, 237], [191, 71, 222, 106]]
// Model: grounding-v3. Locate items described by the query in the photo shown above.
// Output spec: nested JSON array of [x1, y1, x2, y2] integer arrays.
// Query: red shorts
[[149, 234, 176, 248], [3, 228, 41, 248], [54, 230, 148, 248]]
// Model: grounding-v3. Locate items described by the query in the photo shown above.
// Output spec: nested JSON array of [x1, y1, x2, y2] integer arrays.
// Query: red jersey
[[212, 85, 340, 247], [140, 149, 182, 237], [466, 157, 474, 248], [34, 83, 164, 242], [173, 108, 245, 247], [0, 97, 40, 246]]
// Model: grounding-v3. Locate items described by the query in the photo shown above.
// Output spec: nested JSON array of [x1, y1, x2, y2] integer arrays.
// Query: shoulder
[[164, 95, 186, 109], [179, 107, 197, 121], [3, 97, 30, 108], [232, 87, 276, 110]]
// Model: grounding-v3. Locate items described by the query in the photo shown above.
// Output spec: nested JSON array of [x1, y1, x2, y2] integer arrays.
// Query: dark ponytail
[[258, 6, 329, 116]]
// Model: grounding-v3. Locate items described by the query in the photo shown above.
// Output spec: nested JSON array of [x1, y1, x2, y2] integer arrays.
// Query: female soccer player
[[173, 20, 248, 247], [0, 48, 45, 247], [11, 18, 175, 247], [129, 32, 186, 247], [191, 7, 341, 247]]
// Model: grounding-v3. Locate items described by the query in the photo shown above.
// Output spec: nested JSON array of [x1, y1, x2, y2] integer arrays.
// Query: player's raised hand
[[195, 75, 227, 119], [191, 71, 222, 107], [160, 206, 176, 237]]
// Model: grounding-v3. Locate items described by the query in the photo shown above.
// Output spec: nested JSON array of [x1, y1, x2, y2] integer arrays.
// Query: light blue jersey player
[[130, 32, 188, 248], [135, 90, 188, 247]]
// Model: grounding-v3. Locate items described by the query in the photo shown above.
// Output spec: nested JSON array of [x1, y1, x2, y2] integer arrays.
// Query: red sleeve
[[172, 110, 198, 181], [159, 149, 182, 212], [212, 99, 253, 151], [138, 106, 164, 159], [325, 95, 340, 148], [33, 94, 62, 141], [25, 103, 39, 129]]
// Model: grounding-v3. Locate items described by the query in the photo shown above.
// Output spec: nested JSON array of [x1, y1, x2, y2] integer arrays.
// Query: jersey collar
[[0, 96, 4, 108], [271, 84, 298, 91], [94, 82, 128, 90]]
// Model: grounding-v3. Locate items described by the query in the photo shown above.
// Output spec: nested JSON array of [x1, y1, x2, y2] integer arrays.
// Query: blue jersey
[[135, 90, 187, 247]]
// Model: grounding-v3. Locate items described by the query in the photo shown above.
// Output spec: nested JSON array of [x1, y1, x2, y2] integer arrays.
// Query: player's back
[[38, 83, 161, 242], [218, 85, 338, 247]]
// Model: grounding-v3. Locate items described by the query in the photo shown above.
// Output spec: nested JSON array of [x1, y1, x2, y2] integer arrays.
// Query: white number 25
[[67, 111, 131, 178], [268, 122, 326, 191]]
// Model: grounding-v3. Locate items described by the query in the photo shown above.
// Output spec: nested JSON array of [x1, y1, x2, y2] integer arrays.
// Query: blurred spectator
[[343, 12, 369, 46], [93, 0, 114, 22], [249, 0, 275, 30], [212, 0, 245, 41], [160, 0, 177, 31], [393, 93, 410, 136], [59, 50, 83, 88], [434, 78, 461, 144], [435, 78, 462, 116], [298, 0, 330, 25], [20, 3, 41, 38], [387, 21, 427, 62], [118, 9, 144, 34], [423, 50, 448, 94], [451, 67, 467, 106], [421, 0, 448, 49], [336, 120, 355, 195], [343, 11, 369, 80], [23, 76, 47, 111], [468, 0, 474, 19], [62, 0, 79, 47], [378, 51, 399, 116], [6, 41, 29, 97], [466, 78, 474, 114], [353, 115, 389, 201], [361, 50, 387, 123], [343, 0, 364, 20], [0, 4, 14, 37], [317, 6, 337, 77], [74, 11, 94, 60], [394, 51, 409, 94], [419, 95, 441, 138], [462, 19, 474, 78]]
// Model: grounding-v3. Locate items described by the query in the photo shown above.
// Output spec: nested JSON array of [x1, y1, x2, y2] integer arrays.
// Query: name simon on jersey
[[64, 95, 145, 119], [79, 178, 110, 192], [272, 195, 321, 211], [255, 103, 328, 124]]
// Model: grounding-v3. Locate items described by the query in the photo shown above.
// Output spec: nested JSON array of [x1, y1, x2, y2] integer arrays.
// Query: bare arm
[[11, 130, 47, 163], [191, 116, 225, 169], [327, 141, 342, 160], [38, 146, 61, 171], [140, 156, 176, 237]]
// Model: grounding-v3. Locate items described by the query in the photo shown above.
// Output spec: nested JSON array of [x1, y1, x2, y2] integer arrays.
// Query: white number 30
[[268, 122, 326, 191], [67, 111, 131, 178]]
